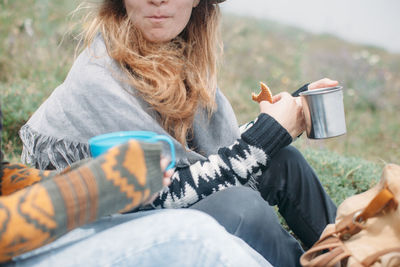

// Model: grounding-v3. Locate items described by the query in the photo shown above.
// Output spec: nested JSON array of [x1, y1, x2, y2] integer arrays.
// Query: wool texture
[[0, 141, 163, 262]]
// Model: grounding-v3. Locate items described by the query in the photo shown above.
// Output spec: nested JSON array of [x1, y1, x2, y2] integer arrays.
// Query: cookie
[[252, 82, 273, 103]]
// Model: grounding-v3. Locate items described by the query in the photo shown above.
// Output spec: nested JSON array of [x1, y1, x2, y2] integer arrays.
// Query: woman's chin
[[143, 30, 179, 44]]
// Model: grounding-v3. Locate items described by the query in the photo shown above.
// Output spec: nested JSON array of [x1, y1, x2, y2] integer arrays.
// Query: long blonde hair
[[80, 0, 222, 146]]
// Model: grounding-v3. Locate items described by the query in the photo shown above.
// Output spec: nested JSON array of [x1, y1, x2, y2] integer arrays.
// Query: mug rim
[[299, 86, 343, 96], [89, 131, 157, 144]]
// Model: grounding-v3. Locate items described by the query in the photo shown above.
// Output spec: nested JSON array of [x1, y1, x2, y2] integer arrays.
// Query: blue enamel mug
[[88, 131, 176, 170]]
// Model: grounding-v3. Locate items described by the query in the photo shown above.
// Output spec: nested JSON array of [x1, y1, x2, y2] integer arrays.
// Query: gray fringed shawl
[[19, 35, 241, 170]]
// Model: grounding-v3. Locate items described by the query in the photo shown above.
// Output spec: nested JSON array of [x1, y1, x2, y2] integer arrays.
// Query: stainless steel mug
[[300, 86, 346, 139]]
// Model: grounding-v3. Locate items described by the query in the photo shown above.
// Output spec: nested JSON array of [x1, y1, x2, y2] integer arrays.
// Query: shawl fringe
[[19, 124, 90, 170]]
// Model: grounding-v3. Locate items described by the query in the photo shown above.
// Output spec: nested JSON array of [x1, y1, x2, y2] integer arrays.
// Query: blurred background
[[222, 0, 400, 53], [1, 0, 399, 204]]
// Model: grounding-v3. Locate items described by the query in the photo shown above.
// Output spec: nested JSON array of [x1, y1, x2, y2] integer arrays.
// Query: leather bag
[[300, 164, 400, 267]]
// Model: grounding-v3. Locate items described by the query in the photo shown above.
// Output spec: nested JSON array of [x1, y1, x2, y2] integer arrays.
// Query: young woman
[[20, 0, 337, 265]]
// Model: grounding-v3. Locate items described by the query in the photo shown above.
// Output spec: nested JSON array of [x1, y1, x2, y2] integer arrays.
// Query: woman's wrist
[[241, 113, 292, 158]]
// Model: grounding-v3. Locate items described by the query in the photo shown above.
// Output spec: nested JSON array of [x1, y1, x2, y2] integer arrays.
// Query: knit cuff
[[241, 113, 292, 158], [140, 142, 164, 195], [292, 83, 309, 97]]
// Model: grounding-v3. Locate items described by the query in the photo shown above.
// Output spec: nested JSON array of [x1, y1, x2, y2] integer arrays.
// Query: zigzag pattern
[[0, 140, 159, 262], [101, 142, 150, 212], [230, 145, 267, 179], [190, 155, 230, 187], [156, 140, 268, 208]]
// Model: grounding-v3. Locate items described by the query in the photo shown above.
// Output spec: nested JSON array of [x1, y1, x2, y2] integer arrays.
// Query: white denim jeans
[[6, 209, 271, 267]]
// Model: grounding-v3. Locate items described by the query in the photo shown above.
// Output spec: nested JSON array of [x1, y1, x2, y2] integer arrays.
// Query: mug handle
[[151, 135, 176, 171]]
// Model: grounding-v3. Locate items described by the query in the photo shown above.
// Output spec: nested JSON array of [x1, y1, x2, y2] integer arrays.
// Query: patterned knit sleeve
[[153, 113, 292, 208], [0, 164, 59, 196], [0, 141, 162, 263]]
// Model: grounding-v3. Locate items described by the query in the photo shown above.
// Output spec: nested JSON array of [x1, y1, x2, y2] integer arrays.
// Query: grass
[[300, 148, 382, 205], [1, 1, 398, 204], [1, 0, 80, 160]]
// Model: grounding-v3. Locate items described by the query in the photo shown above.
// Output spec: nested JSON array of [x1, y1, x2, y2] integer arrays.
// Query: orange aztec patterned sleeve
[[1, 163, 58, 196], [0, 140, 163, 263]]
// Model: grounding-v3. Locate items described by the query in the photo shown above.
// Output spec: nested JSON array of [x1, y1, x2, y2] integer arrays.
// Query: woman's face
[[124, 0, 200, 43]]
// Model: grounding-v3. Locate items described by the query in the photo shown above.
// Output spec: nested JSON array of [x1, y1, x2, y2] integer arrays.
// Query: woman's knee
[[191, 186, 303, 264], [266, 145, 316, 186], [272, 145, 307, 166]]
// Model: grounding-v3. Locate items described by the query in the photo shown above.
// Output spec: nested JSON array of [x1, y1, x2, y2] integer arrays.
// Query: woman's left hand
[[308, 78, 339, 90], [141, 157, 174, 206]]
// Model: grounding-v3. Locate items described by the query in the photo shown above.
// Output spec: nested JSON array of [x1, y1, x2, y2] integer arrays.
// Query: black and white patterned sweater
[[153, 113, 293, 208]]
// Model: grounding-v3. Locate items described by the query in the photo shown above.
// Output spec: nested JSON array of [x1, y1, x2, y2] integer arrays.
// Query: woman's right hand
[[259, 92, 305, 138]]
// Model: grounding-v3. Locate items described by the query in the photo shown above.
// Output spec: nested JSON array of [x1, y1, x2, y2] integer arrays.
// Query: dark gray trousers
[[190, 146, 337, 267]]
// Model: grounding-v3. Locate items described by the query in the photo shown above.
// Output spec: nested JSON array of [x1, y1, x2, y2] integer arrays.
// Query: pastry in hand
[[252, 82, 273, 103]]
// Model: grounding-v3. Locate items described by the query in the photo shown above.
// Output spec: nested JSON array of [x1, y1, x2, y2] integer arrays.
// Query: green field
[[2, 1, 399, 205]]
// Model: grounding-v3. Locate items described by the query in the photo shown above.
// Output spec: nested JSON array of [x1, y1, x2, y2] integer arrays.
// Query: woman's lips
[[147, 15, 170, 23]]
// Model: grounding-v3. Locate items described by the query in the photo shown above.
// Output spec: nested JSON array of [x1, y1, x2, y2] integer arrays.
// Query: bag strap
[[300, 234, 352, 267], [336, 187, 398, 240], [362, 247, 400, 266], [301, 187, 398, 267], [356, 187, 398, 223]]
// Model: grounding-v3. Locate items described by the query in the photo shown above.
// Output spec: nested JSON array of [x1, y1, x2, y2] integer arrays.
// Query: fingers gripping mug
[[88, 131, 176, 170]]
